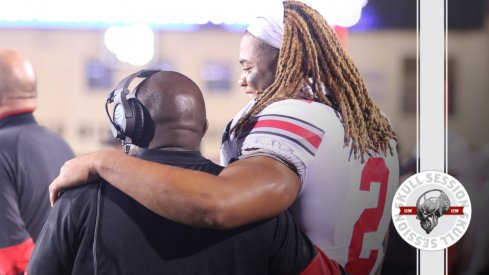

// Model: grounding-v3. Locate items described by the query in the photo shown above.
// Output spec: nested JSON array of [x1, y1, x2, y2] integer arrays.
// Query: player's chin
[[245, 91, 257, 98]]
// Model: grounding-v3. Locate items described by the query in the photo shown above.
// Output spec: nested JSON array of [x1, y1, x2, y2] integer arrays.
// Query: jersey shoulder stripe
[[239, 114, 325, 156]]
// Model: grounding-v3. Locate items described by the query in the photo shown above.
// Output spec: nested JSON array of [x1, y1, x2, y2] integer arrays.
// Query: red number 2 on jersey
[[345, 158, 389, 275]]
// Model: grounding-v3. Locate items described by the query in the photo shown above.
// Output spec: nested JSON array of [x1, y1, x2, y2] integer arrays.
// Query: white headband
[[246, 1, 285, 49]]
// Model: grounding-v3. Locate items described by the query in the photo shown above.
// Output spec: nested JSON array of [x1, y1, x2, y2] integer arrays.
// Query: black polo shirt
[[27, 149, 315, 275], [0, 113, 74, 273]]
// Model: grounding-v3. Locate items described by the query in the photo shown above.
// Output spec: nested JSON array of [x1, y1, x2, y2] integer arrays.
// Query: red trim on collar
[[0, 109, 35, 120]]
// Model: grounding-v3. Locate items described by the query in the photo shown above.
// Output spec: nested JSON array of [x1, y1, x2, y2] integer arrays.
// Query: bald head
[[0, 49, 37, 104], [135, 71, 207, 151]]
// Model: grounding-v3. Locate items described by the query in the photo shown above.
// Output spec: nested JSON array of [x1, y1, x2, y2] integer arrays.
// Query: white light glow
[[302, 0, 368, 27], [0, 0, 368, 28], [104, 24, 155, 66]]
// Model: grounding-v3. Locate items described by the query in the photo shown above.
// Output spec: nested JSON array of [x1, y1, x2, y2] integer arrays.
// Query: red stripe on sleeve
[[254, 119, 323, 148], [0, 238, 34, 275]]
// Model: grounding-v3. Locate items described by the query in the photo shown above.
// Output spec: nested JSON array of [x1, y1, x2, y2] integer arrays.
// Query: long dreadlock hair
[[233, 0, 397, 162]]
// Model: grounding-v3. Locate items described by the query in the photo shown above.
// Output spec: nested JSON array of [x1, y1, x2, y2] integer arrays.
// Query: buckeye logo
[[392, 171, 471, 250]]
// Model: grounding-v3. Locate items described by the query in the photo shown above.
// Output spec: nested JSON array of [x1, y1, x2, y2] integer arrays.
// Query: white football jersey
[[220, 99, 400, 275]]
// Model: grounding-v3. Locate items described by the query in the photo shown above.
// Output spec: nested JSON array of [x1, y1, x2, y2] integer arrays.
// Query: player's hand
[[49, 151, 103, 206]]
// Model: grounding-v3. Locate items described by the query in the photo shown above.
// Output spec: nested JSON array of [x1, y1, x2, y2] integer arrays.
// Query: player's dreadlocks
[[233, 0, 397, 161]]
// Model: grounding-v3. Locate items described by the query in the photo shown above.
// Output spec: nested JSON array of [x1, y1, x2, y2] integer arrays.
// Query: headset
[[105, 69, 161, 152]]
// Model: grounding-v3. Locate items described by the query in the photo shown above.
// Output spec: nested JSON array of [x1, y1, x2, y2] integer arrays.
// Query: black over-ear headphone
[[105, 69, 161, 149]]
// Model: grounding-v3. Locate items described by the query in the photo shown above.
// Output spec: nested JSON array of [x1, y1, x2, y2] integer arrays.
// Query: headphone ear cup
[[127, 97, 145, 145], [111, 102, 126, 138]]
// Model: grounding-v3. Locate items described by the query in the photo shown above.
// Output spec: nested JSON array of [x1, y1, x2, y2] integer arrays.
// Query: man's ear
[[203, 119, 209, 136]]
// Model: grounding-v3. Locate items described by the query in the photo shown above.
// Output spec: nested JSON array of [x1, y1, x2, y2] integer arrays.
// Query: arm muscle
[[94, 151, 301, 228]]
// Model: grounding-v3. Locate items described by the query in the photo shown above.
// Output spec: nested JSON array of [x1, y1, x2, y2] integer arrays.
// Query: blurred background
[[1, 0, 488, 273]]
